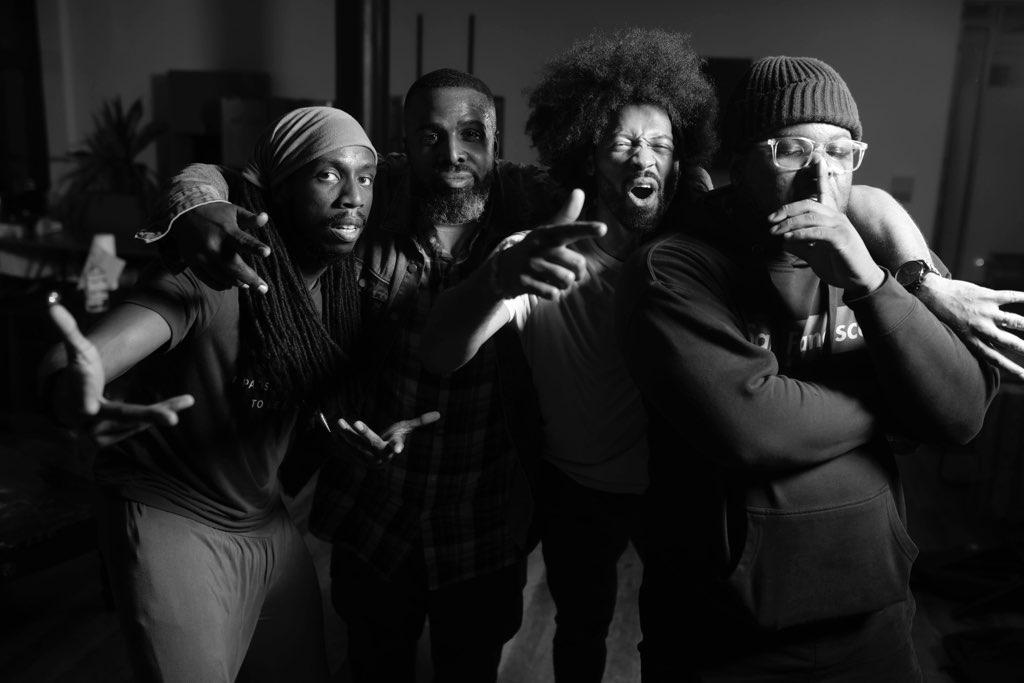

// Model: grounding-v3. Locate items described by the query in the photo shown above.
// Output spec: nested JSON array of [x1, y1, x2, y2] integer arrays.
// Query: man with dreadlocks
[[38, 106, 380, 683], [143, 69, 566, 683]]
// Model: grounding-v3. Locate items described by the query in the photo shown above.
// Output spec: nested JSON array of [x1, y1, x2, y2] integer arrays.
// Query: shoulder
[[628, 231, 734, 293], [494, 160, 566, 222], [126, 265, 230, 345]]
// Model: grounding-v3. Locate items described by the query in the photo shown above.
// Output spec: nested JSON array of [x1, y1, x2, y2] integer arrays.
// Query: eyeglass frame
[[757, 136, 868, 174]]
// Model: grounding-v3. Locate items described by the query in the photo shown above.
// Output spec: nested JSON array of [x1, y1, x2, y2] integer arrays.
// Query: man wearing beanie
[[39, 106, 379, 682], [617, 56, 999, 681]]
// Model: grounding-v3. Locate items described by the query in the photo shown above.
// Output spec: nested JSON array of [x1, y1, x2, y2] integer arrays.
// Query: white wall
[[37, 0, 961, 237]]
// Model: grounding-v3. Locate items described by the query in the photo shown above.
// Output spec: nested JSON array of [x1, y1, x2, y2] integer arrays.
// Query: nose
[[810, 148, 828, 175], [334, 180, 366, 210], [441, 135, 466, 166], [630, 141, 656, 170]]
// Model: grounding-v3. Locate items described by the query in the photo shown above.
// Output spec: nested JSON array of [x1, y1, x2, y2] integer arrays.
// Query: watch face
[[897, 260, 928, 287]]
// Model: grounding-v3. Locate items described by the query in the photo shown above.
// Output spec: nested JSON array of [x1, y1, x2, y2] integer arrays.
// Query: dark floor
[[3, 384, 1024, 682]]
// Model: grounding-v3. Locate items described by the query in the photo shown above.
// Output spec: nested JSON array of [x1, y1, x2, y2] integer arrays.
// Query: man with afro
[[422, 27, 717, 682]]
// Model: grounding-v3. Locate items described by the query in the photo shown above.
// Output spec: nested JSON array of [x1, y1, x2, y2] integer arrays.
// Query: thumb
[[48, 303, 91, 359], [545, 188, 585, 227]]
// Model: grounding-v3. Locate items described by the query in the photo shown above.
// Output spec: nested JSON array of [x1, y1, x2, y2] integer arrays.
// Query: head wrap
[[242, 106, 376, 189], [724, 56, 861, 152]]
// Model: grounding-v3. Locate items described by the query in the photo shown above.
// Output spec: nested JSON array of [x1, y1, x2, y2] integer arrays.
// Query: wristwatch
[[894, 259, 940, 294]]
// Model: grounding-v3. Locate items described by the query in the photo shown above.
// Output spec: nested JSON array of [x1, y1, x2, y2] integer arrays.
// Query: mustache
[[325, 212, 367, 229], [433, 163, 478, 176], [626, 171, 662, 185]]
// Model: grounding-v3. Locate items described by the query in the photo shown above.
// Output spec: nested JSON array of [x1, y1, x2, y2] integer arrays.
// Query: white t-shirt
[[500, 234, 649, 494]]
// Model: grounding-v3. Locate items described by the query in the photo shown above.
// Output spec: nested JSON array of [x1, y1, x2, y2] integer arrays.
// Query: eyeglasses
[[759, 136, 868, 173]]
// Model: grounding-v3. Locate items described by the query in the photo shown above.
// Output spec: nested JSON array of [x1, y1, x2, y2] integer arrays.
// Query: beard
[[594, 170, 677, 234], [413, 166, 494, 225]]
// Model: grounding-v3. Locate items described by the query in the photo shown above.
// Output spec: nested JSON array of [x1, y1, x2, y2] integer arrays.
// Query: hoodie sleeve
[[617, 234, 884, 473]]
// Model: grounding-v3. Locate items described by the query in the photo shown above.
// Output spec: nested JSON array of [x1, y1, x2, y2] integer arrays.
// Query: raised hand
[[917, 277, 1024, 380], [492, 189, 607, 300], [325, 411, 442, 468], [46, 300, 195, 447], [172, 202, 272, 292], [768, 160, 884, 296]]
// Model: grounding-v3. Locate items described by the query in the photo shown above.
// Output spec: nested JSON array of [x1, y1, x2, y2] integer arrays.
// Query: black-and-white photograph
[[2, 1, 1024, 681]]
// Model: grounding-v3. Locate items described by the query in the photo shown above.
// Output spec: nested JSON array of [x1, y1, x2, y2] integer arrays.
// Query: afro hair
[[525, 28, 718, 190]]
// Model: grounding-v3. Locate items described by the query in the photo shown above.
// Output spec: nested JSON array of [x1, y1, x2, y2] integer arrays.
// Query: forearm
[[619, 263, 880, 472], [420, 255, 510, 373], [137, 164, 234, 242], [847, 185, 933, 270], [848, 274, 998, 443]]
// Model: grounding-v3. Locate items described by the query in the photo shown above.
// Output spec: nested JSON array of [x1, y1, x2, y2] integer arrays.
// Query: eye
[[420, 132, 439, 146], [461, 129, 484, 143], [826, 142, 852, 159], [775, 141, 806, 157], [358, 175, 375, 187], [316, 169, 341, 182]]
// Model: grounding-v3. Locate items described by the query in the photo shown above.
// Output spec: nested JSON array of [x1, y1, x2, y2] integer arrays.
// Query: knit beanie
[[724, 56, 861, 152]]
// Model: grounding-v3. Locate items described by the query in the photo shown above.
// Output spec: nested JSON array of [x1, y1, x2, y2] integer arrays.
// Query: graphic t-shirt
[[95, 267, 319, 531]]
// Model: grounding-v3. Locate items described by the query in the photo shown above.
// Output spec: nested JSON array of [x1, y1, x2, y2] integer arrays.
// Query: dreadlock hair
[[235, 180, 362, 418], [525, 28, 719, 191], [405, 68, 496, 110]]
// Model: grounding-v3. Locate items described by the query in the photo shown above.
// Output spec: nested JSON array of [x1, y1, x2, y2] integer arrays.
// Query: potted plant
[[56, 96, 166, 239]]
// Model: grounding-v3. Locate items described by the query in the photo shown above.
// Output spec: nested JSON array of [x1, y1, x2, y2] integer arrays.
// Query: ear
[[492, 130, 500, 158]]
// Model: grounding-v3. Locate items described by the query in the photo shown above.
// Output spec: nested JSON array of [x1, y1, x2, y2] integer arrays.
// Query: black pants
[[638, 547, 922, 683], [538, 462, 648, 683], [329, 543, 525, 683]]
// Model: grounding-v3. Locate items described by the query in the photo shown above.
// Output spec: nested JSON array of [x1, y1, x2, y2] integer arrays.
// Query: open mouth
[[629, 186, 655, 200]]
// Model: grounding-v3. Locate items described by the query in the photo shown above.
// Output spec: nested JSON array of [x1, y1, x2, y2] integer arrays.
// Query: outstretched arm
[[141, 163, 272, 292], [420, 189, 605, 373], [39, 299, 194, 446], [846, 185, 1024, 379], [847, 185, 932, 269]]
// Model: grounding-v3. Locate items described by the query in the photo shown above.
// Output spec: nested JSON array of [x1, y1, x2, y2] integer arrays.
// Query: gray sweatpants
[[97, 495, 329, 683]]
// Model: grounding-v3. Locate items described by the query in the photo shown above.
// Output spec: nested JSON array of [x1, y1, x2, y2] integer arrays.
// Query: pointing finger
[[816, 156, 840, 211], [994, 289, 1024, 306], [535, 221, 606, 248], [223, 254, 269, 294], [229, 209, 272, 258], [405, 411, 441, 428]]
